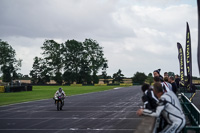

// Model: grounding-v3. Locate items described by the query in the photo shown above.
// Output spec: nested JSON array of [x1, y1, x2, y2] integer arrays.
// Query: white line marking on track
[[114, 87, 123, 90], [0, 128, 136, 131], [0, 110, 137, 113], [0, 118, 141, 120]]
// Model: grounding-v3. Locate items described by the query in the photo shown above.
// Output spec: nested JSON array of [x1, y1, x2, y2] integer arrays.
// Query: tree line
[[0, 38, 147, 85], [0, 39, 22, 82], [1, 39, 199, 85], [29, 39, 108, 84]]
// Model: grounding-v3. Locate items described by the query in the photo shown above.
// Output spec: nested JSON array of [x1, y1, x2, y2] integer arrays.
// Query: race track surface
[[0, 86, 143, 133]]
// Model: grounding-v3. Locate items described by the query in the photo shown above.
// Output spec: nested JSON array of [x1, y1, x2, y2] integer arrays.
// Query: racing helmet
[[59, 88, 62, 92]]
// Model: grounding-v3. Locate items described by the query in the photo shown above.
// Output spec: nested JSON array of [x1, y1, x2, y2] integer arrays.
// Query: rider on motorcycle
[[54, 88, 66, 105]]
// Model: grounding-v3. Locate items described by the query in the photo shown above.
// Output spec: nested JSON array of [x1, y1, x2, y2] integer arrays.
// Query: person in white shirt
[[163, 76, 172, 91], [154, 76, 170, 92], [54, 88, 66, 97]]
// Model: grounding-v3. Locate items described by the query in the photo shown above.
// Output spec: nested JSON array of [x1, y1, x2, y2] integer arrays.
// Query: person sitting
[[137, 82, 186, 133], [141, 83, 158, 111]]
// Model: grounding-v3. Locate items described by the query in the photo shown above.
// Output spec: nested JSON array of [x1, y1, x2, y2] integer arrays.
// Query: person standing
[[164, 72, 168, 77], [154, 76, 170, 92], [153, 69, 164, 82], [175, 75, 180, 88], [169, 76, 178, 94], [163, 76, 172, 91]]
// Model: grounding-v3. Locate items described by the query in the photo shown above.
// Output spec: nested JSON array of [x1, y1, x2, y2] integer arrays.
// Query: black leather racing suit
[[142, 89, 158, 110]]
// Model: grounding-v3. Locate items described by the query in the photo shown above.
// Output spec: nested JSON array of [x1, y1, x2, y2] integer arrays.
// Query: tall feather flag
[[177, 42, 185, 87], [185, 22, 192, 91], [197, 0, 200, 75]]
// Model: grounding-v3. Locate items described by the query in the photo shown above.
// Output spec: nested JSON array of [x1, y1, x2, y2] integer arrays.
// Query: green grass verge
[[0, 86, 119, 106]]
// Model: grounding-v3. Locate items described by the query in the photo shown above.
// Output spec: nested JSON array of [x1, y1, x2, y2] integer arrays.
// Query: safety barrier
[[94, 84, 107, 86], [0, 86, 5, 93], [135, 116, 156, 133], [3, 86, 32, 93], [119, 83, 132, 86], [70, 84, 83, 86], [180, 93, 200, 133]]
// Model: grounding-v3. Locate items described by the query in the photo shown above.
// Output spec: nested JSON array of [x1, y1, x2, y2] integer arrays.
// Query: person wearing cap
[[153, 69, 164, 82]]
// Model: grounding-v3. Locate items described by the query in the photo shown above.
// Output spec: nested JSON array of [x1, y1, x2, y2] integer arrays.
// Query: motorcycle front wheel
[[57, 101, 61, 111]]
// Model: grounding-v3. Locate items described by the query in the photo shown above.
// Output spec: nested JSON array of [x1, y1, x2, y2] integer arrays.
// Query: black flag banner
[[177, 43, 185, 86], [185, 22, 193, 92], [177, 42, 185, 87], [197, 0, 200, 75]]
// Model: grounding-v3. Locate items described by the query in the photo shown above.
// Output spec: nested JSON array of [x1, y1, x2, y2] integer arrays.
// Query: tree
[[62, 39, 84, 83], [132, 72, 147, 85], [41, 40, 63, 84], [1, 65, 12, 82], [101, 63, 109, 84], [30, 57, 52, 84], [62, 39, 107, 84], [113, 69, 124, 84], [0, 39, 22, 82], [17, 73, 23, 79], [83, 39, 107, 83], [145, 73, 154, 85], [30, 39, 107, 84], [62, 70, 76, 84]]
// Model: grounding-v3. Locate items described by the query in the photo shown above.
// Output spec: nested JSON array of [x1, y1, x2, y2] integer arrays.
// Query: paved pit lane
[[0, 86, 143, 133]]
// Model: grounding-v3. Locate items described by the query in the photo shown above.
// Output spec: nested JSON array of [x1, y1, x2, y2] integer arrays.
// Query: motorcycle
[[54, 94, 64, 111]]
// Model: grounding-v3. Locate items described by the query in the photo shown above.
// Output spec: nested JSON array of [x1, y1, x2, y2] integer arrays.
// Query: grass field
[[0, 86, 119, 106]]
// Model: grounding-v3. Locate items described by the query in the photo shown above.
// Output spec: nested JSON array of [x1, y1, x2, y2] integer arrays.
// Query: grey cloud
[[0, 0, 198, 77], [0, 0, 135, 40]]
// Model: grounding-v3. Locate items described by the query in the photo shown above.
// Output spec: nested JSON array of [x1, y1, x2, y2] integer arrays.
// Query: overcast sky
[[0, 0, 199, 78]]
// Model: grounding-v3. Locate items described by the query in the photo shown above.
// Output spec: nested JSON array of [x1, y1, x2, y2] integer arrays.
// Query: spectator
[[164, 72, 168, 77], [175, 75, 180, 88], [163, 76, 172, 91], [169, 76, 178, 94], [137, 82, 186, 133], [154, 76, 170, 92], [153, 69, 164, 82], [141, 83, 158, 110]]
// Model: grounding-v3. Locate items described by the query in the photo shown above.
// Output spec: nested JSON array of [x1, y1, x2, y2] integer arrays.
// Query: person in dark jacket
[[175, 75, 180, 88], [169, 76, 178, 94], [153, 69, 164, 82], [141, 83, 158, 111]]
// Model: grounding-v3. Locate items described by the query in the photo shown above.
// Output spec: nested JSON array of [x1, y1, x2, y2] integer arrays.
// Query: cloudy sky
[[0, 0, 199, 78]]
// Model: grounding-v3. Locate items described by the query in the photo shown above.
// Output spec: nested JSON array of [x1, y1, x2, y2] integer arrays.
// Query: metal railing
[[180, 93, 200, 132]]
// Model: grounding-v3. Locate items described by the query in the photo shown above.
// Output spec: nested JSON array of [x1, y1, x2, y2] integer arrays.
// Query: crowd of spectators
[[137, 69, 186, 133]]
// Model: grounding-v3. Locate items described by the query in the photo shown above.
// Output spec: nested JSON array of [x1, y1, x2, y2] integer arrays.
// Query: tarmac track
[[0, 86, 143, 133]]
